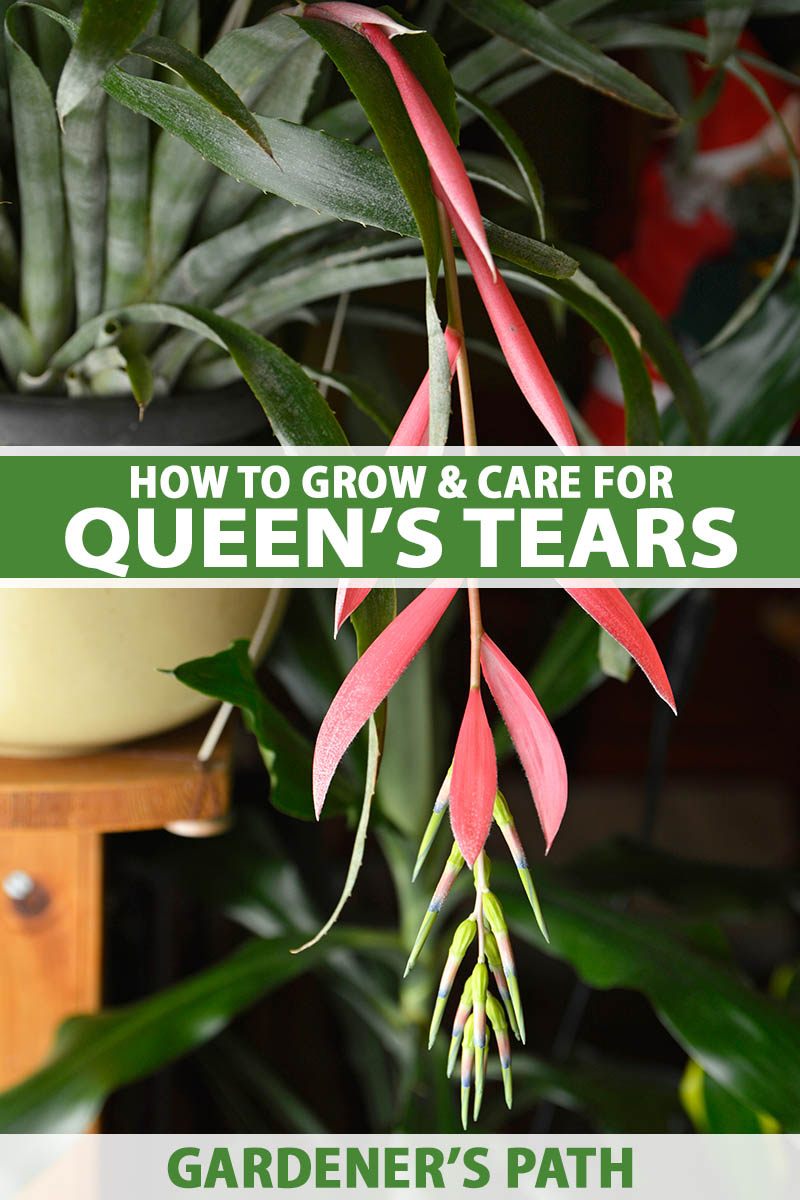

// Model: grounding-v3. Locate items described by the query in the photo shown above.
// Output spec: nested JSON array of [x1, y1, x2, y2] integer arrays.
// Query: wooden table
[[0, 721, 232, 1091]]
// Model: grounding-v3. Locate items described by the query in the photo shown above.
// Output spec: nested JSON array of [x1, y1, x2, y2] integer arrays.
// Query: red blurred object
[[582, 21, 798, 444]]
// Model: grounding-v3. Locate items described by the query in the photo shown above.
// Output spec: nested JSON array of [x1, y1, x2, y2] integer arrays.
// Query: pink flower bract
[[563, 585, 676, 712], [450, 687, 497, 866], [314, 585, 459, 816], [362, 24, 496, 279], [480, 633, 568, 852], [300, 2, 414, 39], [441, 195, 578, 449]]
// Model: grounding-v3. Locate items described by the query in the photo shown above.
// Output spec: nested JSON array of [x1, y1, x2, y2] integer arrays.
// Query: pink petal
[[299, 2, 415, 39], [439, 191, 578, 449], [314, 585, 459, 816], [390, 325, 462, 447], [334, 582, 376, 636], [562, 585, 676, 712], [450, 687, 497, 866], [361, 24, 496, 281], [480, 633, 567, 852]]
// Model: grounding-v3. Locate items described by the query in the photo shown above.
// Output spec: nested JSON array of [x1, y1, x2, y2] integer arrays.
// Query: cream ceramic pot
[[0, 588, 280, 756]]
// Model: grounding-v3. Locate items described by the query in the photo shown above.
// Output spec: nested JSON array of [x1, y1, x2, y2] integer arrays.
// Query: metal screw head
[[2, 870, 35, 902]]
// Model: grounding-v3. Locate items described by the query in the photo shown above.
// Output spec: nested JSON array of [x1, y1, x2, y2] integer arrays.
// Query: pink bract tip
[[449, 687, 497, 866], [561, 585, 676, 713], [480, 633, 568, 852], [334, 582, 376, 636], [314, 585, 459, 817], [439, 189, 578, 450], [299, 2, 417, 40]]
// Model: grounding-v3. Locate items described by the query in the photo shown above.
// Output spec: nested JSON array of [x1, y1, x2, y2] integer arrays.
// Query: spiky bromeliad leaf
[[196, 25, 324, 239], [457, 88, 546, 237], [132, 33, 273, 159], [28, 5, 579, 284], [103, 41, 155, 310], [147, 12, 321, 280], [56, 0, 159, 121]]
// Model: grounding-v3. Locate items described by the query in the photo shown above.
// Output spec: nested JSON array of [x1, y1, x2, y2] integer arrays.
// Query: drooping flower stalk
[[305, 1, 678, 1125]]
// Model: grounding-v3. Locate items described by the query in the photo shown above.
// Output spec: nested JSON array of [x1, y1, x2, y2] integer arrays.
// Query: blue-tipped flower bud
[[412, 768, 452, 881], [428, 916, 476, 1047], [486, 993, 513, 1109], [493, 792, 549, 942], [483, 890, 525, 1042], [405, 841, 464, 976]]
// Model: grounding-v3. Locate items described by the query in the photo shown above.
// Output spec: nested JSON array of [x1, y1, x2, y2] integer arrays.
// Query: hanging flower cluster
[[304, 2, 676, 1124]]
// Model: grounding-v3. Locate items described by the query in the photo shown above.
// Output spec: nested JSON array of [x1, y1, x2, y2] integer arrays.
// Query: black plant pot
[[0, 384, 269, 446]]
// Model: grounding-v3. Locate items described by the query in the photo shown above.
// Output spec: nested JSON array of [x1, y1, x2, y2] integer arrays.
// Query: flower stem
[[436, 197, 477, 450], [475, 852, 487, 963], [437, 196, 489, 964]]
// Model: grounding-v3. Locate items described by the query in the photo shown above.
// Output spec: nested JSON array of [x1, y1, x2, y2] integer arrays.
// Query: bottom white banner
[[1, 1134, 798, 1199]]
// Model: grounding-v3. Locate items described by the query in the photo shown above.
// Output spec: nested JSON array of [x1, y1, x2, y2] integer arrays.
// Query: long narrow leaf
[[704, 2, 752, 65], [133, 33, 273, 158], [57, 0, 158, 120], [457, 88, 546, 237], [0, 303, 38, 384], [507, 874, 800, 1129], [48, 299, 347, 446], [563, 242, 708, 444], [103, 49, 154, 310], [148, 13, 315, 279], [0, 935, 336, 1134], [5, 3, 72, 367], [294, 590, 396, 952], [196, 32, 324, 239], [448, 0, 675, 118], [159, 200, 332, 307], [0, 171, 19, 294], [179, 306, 348, 446], [61, 88, 107, 324]]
